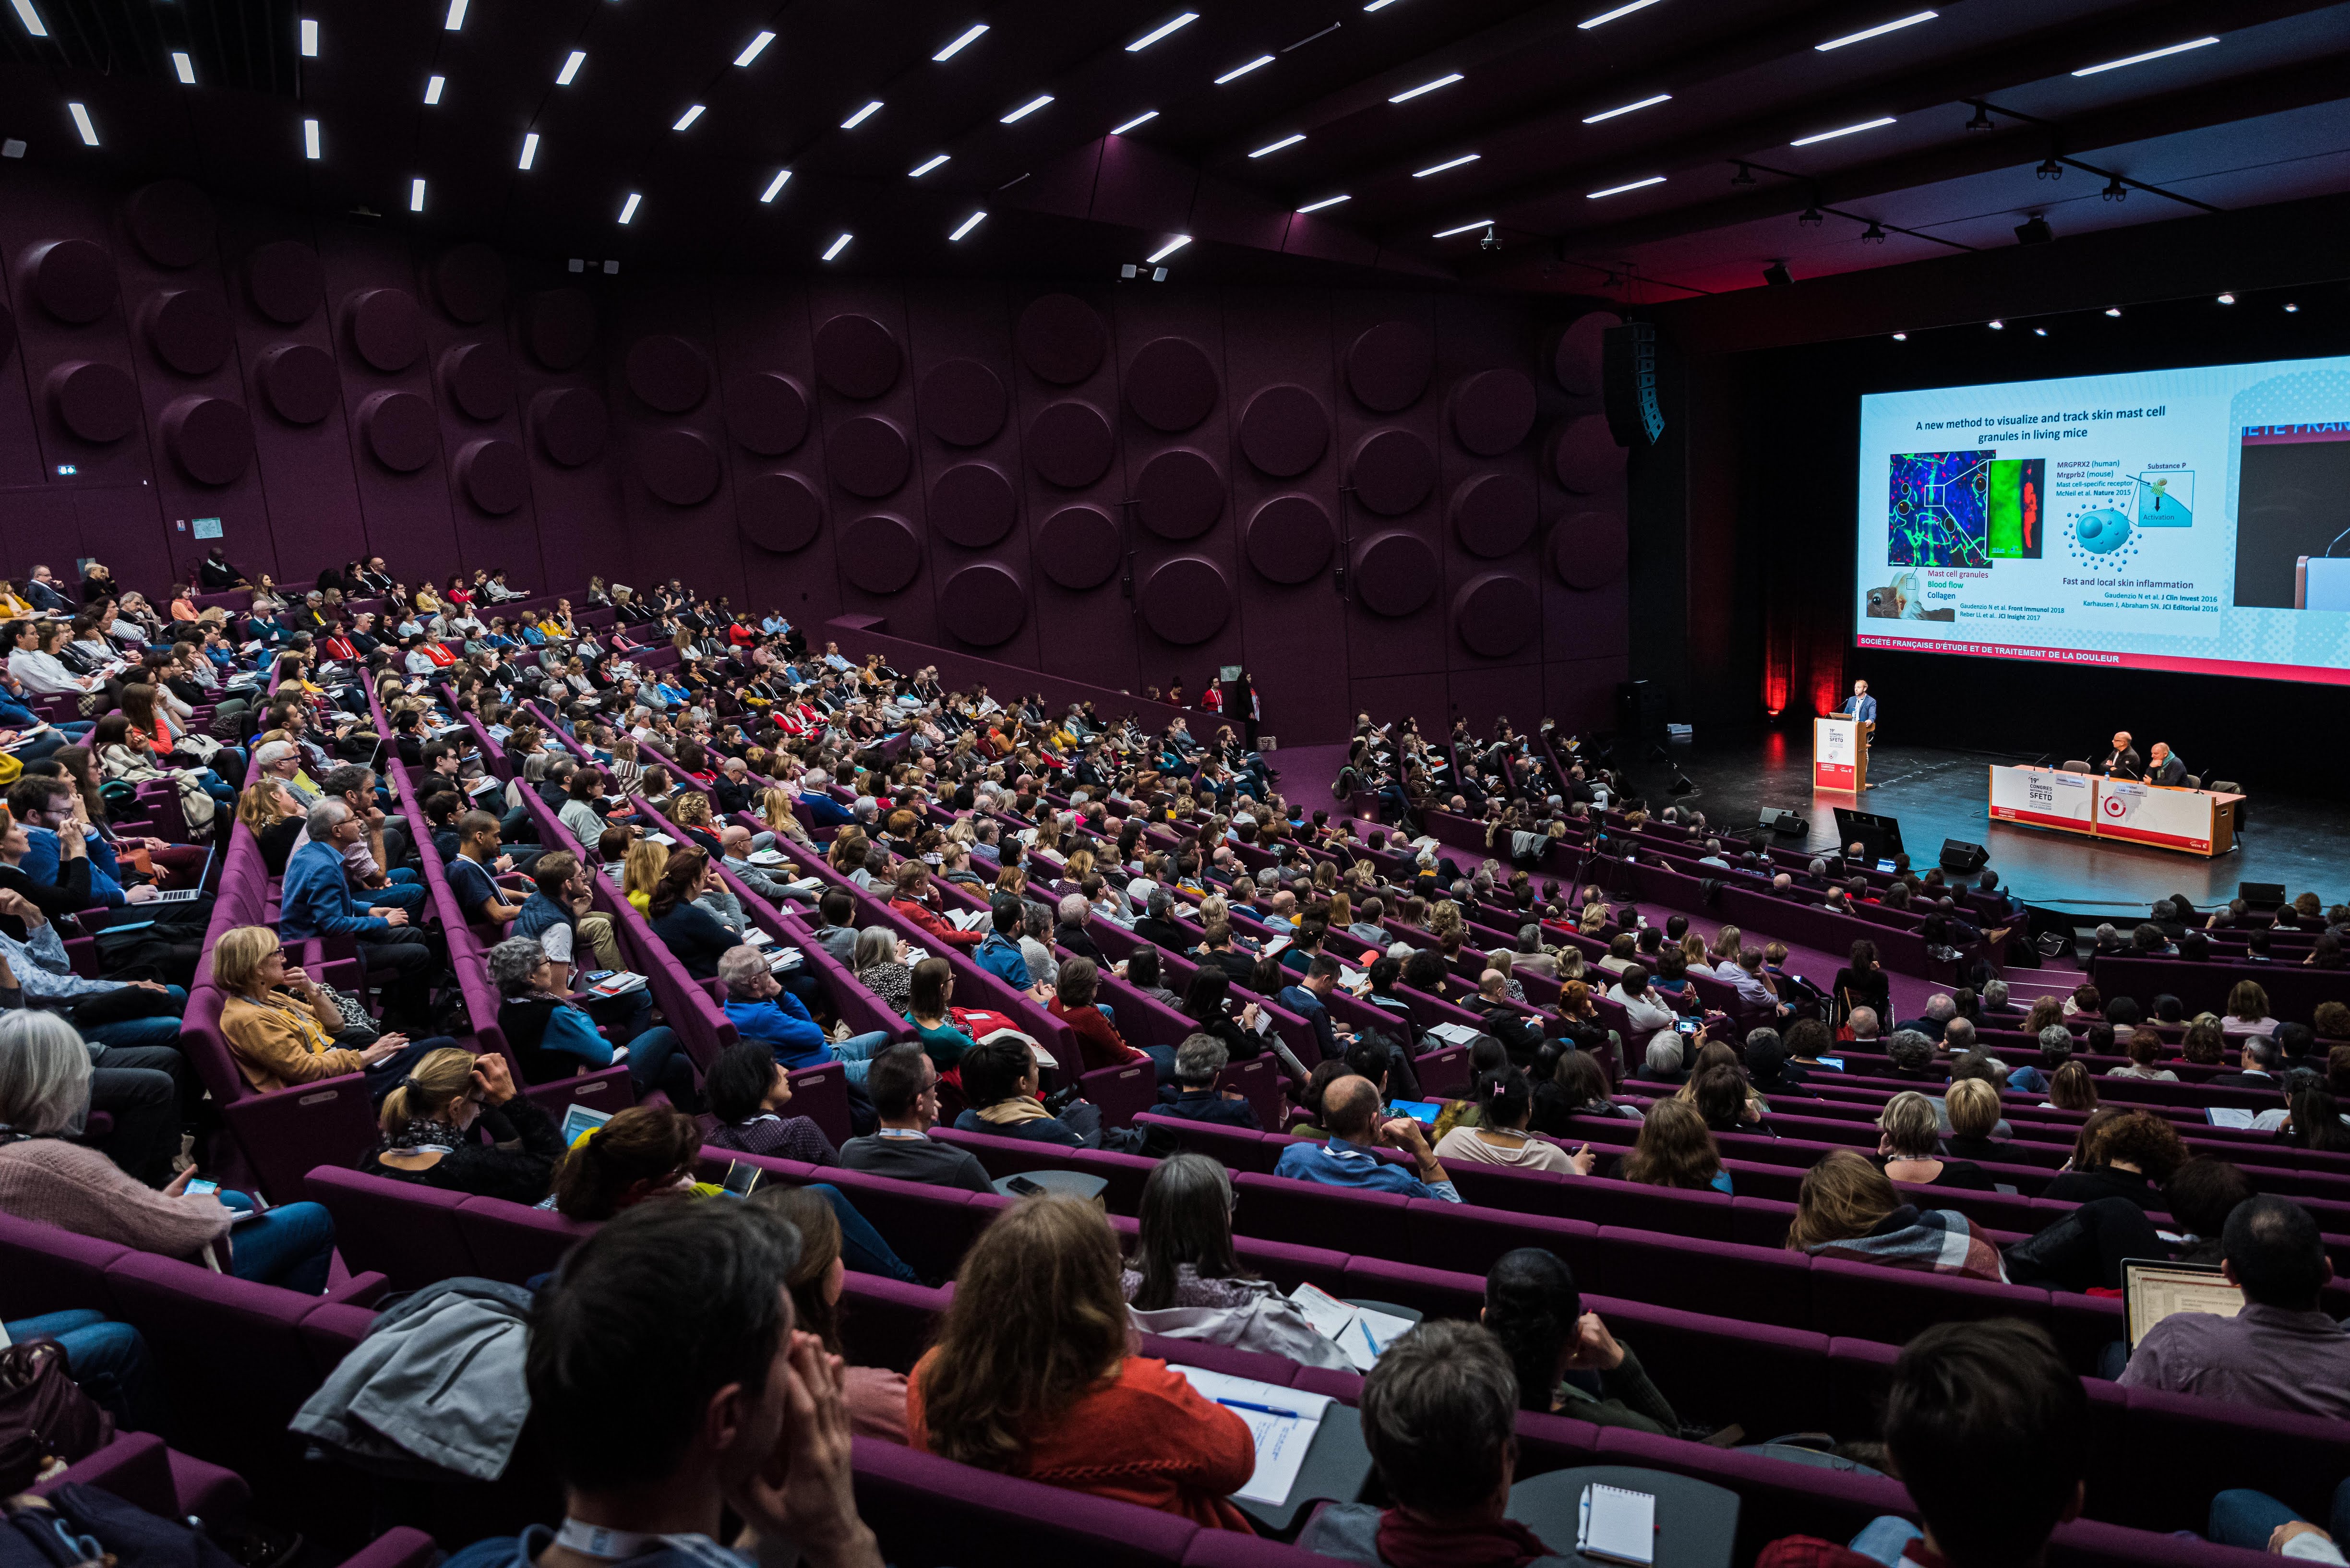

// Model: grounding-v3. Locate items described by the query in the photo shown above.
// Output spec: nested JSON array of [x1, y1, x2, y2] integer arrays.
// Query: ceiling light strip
[[1126, 12, 1197, 50], [1296, 193, 1350, 212], [1814, 10, 1935, 50], [1582, 91, 1669, 123], [734, 29, 774, 66], [1215, 54, 1273, 84], [759, 169, 791, 202], [1789, 115, 1894, 146], [1147, 234, 1191, 263], [950, 210, 986, 240], [934, 23, 986, 60], [1389, 72, 1461, 102], [1249, 133, 1305, 157], [2072, 36, 2218, 75], [1413, 152, 1479, 177], [1586, 175, 1664, 197], [1110, 110, 1159, 133], [1577, 0, 1658, 29]]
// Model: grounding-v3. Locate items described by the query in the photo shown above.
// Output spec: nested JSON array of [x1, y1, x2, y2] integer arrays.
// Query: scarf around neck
[[1376, 1509, 1555, 1568], [975, 1096, 1051, 1126]]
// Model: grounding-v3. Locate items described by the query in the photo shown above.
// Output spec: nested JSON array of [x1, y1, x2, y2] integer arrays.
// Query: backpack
[[0, 1339, 112, 1493]]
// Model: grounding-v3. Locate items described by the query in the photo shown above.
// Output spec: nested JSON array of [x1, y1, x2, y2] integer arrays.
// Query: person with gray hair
[[0, 1009, 341, 1291], [1981, 977, 2012, 1015], [1512, 923, 1559, 979], [1019, 900, 1058, 989], [280, 794, 437, 1027], [1643, 1035, 1686, 1082], [254, 739, 318, 806], [1296, 1320, 1556, 1562], [1846, 1005, 1882, 1041], [1903, 992, 1958, 1041], [717, 945, 892, 1085], [490, 934, 700, 1107], [1885, 1029, 1944, 1081], [1055, 890, 1103, 963], [1153, 1032, 1258, 1127]]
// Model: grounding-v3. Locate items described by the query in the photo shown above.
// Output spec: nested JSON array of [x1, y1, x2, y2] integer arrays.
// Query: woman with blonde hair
[[1614, 1098, 1731, 1193], [237, 778, 307, 874], [1876, 1089, 1995, 1189], [215, 923, 427, 1092], [827, 825, 870, 877], [1786, 1149, 2005, 1282], [621, 838, 669, 914], [2223, 979, 2279, 1038], [908, 1195, 1254, 1528], [359, 1044, 563, 1201], [1707, 924, 1743, 973]]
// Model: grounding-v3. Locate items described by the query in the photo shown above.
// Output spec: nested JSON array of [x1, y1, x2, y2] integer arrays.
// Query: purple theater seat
[[1398, 1199, 1600, 1279], [298, 1301, 380, 1379], [930, 1125, 1157, 1212], [304, 1167, 472, 1294], [1824, 1336, 1903, 1438], [1584, 1228, 1813, 1329], [454, 1194, 599, 1284], [2044, 1291, 2128, 1373], [1137, 1332, 1305, 1387], [1433, 1158, 1575, 1219], [34, 1431, 178, 1515], [1570, 1176, 1740, 1242], [1134, 1113, 1278, 1173], [1728, 1196, 1800, 1249], [848, 1435, 1199, 1568], [1503, 1407, 1609, 1475], [1807, 1256, 2050, 1343], [2104, 1384, 2350, 1534], [1212, 1057, 1286, 1134], [1080, 1059, 1159, 1129], [0, 1211, 131, 1317], [788, 1060, 852, 1146], [1231, 1172, 1412, 1255], [804, 1163, 999, 1282], [837, 1274, 949, 1374], [1229, 1236, 1351, 1293], [1412, 1044, 1471, 1098], [1593, 1425, 1908, 1560], [329, 1527, 442, 1568]]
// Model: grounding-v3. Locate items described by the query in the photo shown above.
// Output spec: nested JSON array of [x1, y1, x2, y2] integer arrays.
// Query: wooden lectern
[[1814, 714, 1866, 792]]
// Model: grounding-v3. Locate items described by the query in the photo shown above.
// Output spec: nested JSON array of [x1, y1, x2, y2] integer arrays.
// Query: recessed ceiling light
[[2105, 307, 2121, 317], [442, 0, 466, 30], [557, 50, 585, 84], [1582, 92, 1670, 123], [172, 50, 195, 83], [66, 101, 96, 144], [840, 100, 883, 129], [1432, 218, 1492, 238], [1586, 175, 1664, 198], [2216, 292, 2235, 304], [909, 153, 950, 177], [2284, 302, 2300, 313], [2073, 36, 2218, 76], [1815, 10, 1935, 50], [9, 0, 47, 39], [303, 117, 321, 159], [1249, 133, 1305, 157], [1215, 55, 1273, 84], [1892, 332, 1907, 340], [1577, 0, 1659, 28], [1987, 319, 2003, 329], [409, 177, 426, 212], [823, 233, 853, 262], [518, 132, 539, 169], [2033, 327, 2047, 336], [734, 29, 774, 66], [1147, 234, 1192, 263], [299, 17, 317, 55], [1389, 72, 1462, 103], [950, 210, 986, 240], [1296, 193, 1350, 212], [1110, 110, 1159, 134], [424, 73, 445, 103], [759, 169, 791, 203], [1126, 12, 1198, 50], [1000, 94, 1053, 123], [618, 192, 640, 225], [1413, 152, 1480, 177], [1790, 116, 1895, 146], [673, 104, 705, 131], [934, 23, 986, 60]]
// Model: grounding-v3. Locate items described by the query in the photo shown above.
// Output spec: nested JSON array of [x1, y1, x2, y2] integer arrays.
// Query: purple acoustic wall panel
[[807, 285, 932, 643], [1434, 295, 1543, 736], [113, 180, 256, 593], [905, 283, 1042, 669], [608, 282, 741, 605], [1113, 289, 1245, 707], [224, 210, 361, 588], [318, 223, 462, 586], [1222, 287, 1349, 747], [1331, 292, 1448, 732], [422, 242, 546, 588], [1009, 288, 1137, 694], [513, 281, 631, 591], [709, 276, 841, 629], [1539, 309, 1632, 734]]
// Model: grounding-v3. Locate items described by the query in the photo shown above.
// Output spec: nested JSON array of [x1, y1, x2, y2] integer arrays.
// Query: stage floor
[[1616, 733, 2336, 917]]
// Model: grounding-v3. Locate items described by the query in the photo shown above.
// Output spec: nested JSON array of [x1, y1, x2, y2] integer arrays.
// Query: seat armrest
[[324, 1269, 391, 1308]]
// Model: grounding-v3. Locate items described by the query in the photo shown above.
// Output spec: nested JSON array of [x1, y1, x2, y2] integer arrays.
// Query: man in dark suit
[[2099, 731, 2142, 777], [2209, 1038, 2284, 1091], [1155, 1034, 1260, 1128], [1198, 921, 1258, 983], [1131, 889, 1195, 951], [2147, 742, 2187, 786]]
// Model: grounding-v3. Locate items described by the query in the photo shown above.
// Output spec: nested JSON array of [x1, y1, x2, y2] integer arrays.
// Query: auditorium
[[4, 1, 2350, 1566]]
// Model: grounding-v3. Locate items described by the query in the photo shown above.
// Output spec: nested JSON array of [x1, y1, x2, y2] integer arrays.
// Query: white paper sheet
[[1172, 1365, 1332, 1506]]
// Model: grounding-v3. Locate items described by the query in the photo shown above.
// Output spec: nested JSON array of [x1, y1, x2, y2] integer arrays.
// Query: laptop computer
[[146, 841, 214, 904], [2122, 1258, 2242, 1351]]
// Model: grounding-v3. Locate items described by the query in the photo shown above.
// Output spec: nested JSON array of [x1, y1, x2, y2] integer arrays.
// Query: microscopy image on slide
[[1888, 452, 2040, 566]]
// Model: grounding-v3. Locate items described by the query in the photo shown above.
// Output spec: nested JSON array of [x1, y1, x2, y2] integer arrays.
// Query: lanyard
[[553, 1522, 731, 1563]]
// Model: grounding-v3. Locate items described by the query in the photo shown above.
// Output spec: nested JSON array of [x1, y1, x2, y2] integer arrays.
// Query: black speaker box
[[1939, 838, 1988, 873]]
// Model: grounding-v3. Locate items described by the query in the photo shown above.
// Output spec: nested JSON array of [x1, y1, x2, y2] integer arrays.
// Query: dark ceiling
[[4, 0, 2349, 300]]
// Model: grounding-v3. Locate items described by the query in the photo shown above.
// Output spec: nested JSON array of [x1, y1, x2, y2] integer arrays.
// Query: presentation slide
[[1853, 353, 2350, 685]]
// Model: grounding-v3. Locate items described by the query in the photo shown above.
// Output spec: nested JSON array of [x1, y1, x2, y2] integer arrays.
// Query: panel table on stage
[[1988, 764, 2242, 857]]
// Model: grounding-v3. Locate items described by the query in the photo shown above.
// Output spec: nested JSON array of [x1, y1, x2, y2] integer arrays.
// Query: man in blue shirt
[[717, 946, 890, 1083], [1272, 1074, 1461, 1202], [971, 899, 1031, 988], [797, 768, 853, 827], [281, 798, 436, 1026], [1842, 678, 1877, 744], [10, 776, 151, 908]]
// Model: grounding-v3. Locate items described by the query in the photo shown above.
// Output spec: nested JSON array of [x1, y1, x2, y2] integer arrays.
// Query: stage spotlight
[[1798, 205, 1823, 227], [2014, 215, 2053, 245], [1762, 260, 1792, 286], [2036, 156, 2062, 179], [2101, 175, 2126, 201], [1859, 220, 1887, 244], [1965, 101, 1991, 131]]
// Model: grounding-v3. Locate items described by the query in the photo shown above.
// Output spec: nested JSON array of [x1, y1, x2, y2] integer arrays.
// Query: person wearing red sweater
[[1045, 956, 1156, 1076], [908, 1195, 1255, 1532], [887, 861, 981, 948]]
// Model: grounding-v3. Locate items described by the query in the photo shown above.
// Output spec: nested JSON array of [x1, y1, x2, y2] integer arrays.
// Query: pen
[[1217, 1398, 1302, 1419], [1360, 1319, 1380, 1359]]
